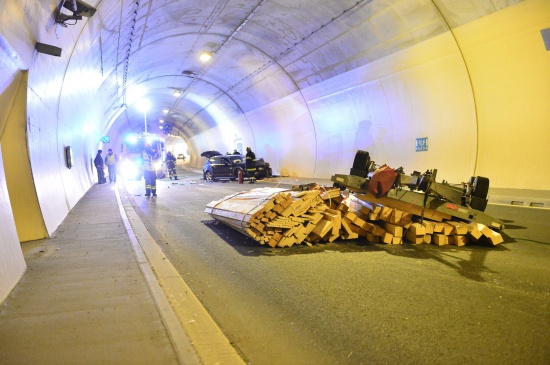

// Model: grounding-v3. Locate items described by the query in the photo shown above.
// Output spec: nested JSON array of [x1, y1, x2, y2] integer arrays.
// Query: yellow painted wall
[[455, 0, 550, 189], [0, 72, 48, 242]]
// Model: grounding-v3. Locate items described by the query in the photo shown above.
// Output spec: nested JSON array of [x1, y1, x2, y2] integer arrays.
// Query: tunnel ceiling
[[87, 0, 521, 139]]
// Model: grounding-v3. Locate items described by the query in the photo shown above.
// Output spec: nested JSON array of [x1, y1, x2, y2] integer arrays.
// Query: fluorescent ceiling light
[[200, 51, 213, 62], [159, 119, 164, 123], [136, 99, 150, 113], [163, 108, 169, 114], [173, 89, 182, 97]]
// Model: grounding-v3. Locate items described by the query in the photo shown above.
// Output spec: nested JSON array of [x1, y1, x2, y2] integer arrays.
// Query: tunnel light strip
[[216, 0, 267, 54], [122, 0, 141, 106]]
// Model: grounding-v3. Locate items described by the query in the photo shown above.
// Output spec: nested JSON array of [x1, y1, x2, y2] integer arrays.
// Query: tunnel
[[1, 0, 549, 311]]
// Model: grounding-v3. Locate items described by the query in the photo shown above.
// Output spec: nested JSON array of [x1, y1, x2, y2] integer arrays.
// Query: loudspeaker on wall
[[35, 42, 62, 57]]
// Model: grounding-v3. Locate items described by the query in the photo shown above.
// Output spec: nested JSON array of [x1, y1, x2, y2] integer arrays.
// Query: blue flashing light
[[145, 135, 158, 144], [126, 135, 138, 144]]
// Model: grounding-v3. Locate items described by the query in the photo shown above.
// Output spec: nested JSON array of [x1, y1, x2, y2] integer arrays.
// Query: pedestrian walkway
[[0, 183, 201, 365]]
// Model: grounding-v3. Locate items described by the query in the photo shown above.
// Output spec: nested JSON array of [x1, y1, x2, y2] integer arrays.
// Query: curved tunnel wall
[[189, 0, 549, 187]]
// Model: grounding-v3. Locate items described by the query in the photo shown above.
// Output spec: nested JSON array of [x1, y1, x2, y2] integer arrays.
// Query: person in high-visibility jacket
[[104, 148, 119, 183], [142, 145, 159, 196], [165, 151, 178, 180], [245, 146, 256, 184]]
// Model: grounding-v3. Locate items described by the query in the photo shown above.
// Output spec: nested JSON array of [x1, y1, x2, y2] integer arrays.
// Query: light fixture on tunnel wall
[[162, 108, 169, 114], [159, 119, 164, 123], [65, 146, 73, 169], [35, 42, 62, 57], [199, 51, 213, 62], [56, 0, 97, 27], [173, 89, 182, 97]]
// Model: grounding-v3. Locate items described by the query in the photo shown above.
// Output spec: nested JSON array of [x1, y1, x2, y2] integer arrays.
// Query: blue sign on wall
[[416, 137, 428, 152], [101, 136, 110, 143]]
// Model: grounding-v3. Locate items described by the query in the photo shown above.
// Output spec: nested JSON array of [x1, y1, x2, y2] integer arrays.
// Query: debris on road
[[205, 185, 504, 248]]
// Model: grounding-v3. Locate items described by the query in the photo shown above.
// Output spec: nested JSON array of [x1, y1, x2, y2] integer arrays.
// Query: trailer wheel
[[470, 196, 488, 212], [350, 150, 371, 177], [472, 176, 490, 199]]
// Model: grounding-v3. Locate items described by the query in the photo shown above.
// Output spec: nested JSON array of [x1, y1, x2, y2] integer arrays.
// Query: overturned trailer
[[331, 150, 504, 231]]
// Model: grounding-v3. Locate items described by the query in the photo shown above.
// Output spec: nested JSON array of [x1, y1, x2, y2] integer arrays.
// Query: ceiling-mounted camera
[[56, 0, 96, 27]]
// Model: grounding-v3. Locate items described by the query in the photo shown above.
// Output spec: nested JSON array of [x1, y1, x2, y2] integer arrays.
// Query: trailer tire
[[472, 176, 490, 199], [470, 196, 488, 212], [350, 150, 370, 177]]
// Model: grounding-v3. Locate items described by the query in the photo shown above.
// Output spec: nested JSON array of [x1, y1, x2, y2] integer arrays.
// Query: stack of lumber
[[205, 187, 326, 247], [205, 185, 504, 248], [345, 194, 503, 246]]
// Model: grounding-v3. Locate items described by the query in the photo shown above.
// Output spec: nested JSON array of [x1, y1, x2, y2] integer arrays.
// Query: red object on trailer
[[367, 164, 397, 198]]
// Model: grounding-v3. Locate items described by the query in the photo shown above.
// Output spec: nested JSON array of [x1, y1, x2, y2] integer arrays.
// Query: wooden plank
[[433, 222, 453, 235], [382, 222, 403, 237], [379, 206, 393, 222], [421, 220, 434, 235], [311, 218, 333, 238], [382, 232, 393, 244], [392, 236, 403, 245], [337, 203, 349, 214], [345, 211, 358, 222], [449, 235, 469, 246], [480, 224, 504, 245], [341, 232, 359, 240], [368, 212, 380, 221], [389, 209, 403, 224], [353, 216, 367, 229], [322, 209, 341, 236], [446, 221, 468, 235], [341, 217, 355, 235], [433, 234, 449, 246], [370, 224, 386, 237], [467, 223, 483, 241], [405, 230, 424, 244], [365, 233, 379, 243], [408, 223, 426, 236]]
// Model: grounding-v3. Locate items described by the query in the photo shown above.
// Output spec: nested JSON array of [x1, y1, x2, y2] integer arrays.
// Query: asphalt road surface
[[121, 170, 550, 365]]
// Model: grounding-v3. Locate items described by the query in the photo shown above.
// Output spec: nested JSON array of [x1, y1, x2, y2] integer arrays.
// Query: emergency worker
[[94, 150, 106, 184], [245, 146, 256, 184], [104, 148, 118, 183], [142, 145, 159, 196], [165, 151, 178, 180]]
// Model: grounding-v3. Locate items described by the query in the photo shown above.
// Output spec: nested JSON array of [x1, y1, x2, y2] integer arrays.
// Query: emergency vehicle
[[121, 133, 166, 179]]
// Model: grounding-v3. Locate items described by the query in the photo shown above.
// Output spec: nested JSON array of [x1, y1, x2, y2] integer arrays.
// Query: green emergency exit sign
[[416, 137, 428, 152]]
